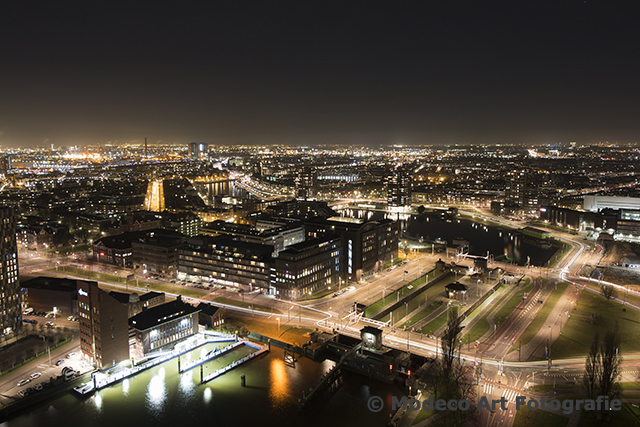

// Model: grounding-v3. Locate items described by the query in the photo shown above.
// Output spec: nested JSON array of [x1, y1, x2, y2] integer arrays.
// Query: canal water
[[2, 344, 402, 427], [206, 180, 246, 198], [339, 209, 556, 267]]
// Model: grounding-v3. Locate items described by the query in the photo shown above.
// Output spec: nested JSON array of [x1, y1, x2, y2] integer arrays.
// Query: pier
[[75, 331, 239, 395], [201, 341, 269, 384]]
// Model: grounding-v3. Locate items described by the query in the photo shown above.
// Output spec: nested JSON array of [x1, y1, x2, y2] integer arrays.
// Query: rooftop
[[129, 297, 200, 331]]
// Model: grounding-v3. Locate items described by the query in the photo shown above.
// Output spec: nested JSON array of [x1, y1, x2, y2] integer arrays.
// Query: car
[[332, 293, 338, 298], [31, 320, 38, 325], [29, 372, 41, 380], [45, 322, 55, 328], [56, 359, 65, 366], [22, 318, 31, 323], [33, 383, 43, 391], [18, 390, 29, 398], [17, 378, 30, 387], [66, 352, 78, 358], [67, 315, 74, 321]]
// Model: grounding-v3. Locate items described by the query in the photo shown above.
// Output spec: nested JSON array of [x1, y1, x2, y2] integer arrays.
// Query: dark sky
[[1, 1, 638, 147]]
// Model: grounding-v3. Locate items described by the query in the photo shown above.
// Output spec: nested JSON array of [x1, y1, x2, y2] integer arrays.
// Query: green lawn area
[[383, 258, 404, 269], [213, 297, 282, 314], [509, 282, 568, 353], [52, 266, 205, 298], [411, 409, 435, 425], [513, 406, 568, 427], [421, 309, 452, 335], [552, 286, 640, 358], [513, 406, 569, 427], [305, 289, 334, 300], [462, 285, 512, 343], [492, 280, 534, 328], [579, 280, 640, 308], [365, 269, 441, 317], [578, 404, 640, 427], [402, 303, 441, 328]]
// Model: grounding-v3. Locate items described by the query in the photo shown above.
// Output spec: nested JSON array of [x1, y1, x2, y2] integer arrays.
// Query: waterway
[[206, 180, 246, 198], [339, 209, 556, 267], [2, 344, 402, 427]]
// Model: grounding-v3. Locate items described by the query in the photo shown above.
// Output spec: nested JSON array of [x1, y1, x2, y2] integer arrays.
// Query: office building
[[0, 206, 20, 338], [109, 290, 166, 318], [129, 297, 200, 358], [199, 220, 304, 255], [178, 236, 273, 290], [305, 217, 399, 282], [131, 232, 185, 278], [21, 276, 79, 315], [77, 281, 130, 369], [584, 196, 640, 212], [271, 235, 343, 300]]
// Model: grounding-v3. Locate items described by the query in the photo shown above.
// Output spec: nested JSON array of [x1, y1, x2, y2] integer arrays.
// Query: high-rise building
[[77, 280, 130, 369], [387, 167, 412, 207], [294, 166, 317, 200], [505, 169, 527, 207], [0, 206, 20, 338], [188, 142, 209, 160]]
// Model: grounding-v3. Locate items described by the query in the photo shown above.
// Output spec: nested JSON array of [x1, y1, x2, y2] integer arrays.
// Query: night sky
[[1, 1, 638, 147]]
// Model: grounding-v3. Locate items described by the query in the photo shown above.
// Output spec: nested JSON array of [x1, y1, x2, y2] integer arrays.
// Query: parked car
[[31, 320, 38, 325], [29, 372, 41, 380], [17, 378, 30, 387], [66, 352, 78, 359], [18, 390, 28, 397], [55, 359, 65, 366]]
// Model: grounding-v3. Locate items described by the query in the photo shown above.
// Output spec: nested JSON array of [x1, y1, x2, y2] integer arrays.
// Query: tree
[[582, 328, 621, 420], [600, 285, 617, 300], [598, 329, 621, 403], [421, 310, 476, 426], [583, 332, 600, 400]]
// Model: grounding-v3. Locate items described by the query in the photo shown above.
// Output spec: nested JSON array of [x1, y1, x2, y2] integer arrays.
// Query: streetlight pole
[[276, 317, 280, 336]]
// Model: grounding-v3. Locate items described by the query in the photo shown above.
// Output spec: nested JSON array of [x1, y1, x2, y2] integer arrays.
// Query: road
[[11, 207, 635, 426]]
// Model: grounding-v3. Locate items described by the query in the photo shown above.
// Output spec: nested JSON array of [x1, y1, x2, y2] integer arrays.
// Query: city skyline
[[1, 1, 639, 147]]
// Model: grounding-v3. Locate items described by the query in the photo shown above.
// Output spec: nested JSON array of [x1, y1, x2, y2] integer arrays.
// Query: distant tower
[[295, 166, 317, 200], [144, 179, 165, 211], [188, 142, 208, 160], [145, 137, 148, 159], [0, 206, 20, 337], [505, 169, 527, 207], [387, 166, 412, 207]]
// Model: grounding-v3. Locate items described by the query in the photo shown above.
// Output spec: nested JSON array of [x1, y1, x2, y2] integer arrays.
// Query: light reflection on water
[[203, 387, 212, 404], [3, 345, 399, 427], [93, 392, 103, 412], [269, 358, 290, 412], [146, 368, 167, 415]]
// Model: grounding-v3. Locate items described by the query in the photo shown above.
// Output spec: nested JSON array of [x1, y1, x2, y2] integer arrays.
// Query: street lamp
[[276, 317, 280, 336]]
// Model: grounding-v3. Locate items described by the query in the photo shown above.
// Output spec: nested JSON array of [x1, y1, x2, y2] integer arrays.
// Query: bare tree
[[600, 285, 617, 300], [598, 329, 621, 402], [583, 332, 600, 400], [421, 310, 476, 426]]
